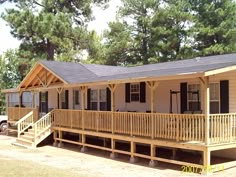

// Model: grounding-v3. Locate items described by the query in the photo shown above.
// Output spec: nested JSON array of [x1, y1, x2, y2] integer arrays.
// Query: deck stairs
[[12, 111, 54, 148]]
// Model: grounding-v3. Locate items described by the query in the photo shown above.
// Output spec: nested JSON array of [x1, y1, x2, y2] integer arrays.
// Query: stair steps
[[12, 111, 54, 148]]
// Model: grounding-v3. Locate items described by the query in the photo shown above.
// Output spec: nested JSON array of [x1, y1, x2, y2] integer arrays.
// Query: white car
[[0, 115, 7, 134]]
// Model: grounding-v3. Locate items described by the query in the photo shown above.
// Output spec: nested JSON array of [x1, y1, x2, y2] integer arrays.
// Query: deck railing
[[53, 110, 209, 143], [7, 107, 39, 122], [52, 109, 236, 145], [16, 111, 34, 137], [209, 113, 236, 144]]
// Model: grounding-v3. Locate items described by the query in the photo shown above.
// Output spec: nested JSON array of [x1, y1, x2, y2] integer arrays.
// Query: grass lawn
[[0, 159, 84, 177]]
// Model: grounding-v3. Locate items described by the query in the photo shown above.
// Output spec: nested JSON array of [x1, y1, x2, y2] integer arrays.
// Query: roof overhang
[[2, 61, 236, 94], [204, 65, 236, 76]]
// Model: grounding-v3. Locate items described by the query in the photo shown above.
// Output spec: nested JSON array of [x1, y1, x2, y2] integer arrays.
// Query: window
[[130, 83, 140, 102], [9, 93, 19, 107], [188, 84, 201, 111], [91, 90, 98, 110], [22, 92, 32, 107], [210, 83, 220, 114], [90, 89, 107, 111], [99, 89, 107, 111], [73, 90, 80, 105]]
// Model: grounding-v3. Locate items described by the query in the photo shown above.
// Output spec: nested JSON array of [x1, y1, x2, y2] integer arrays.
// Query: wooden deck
[[7, 107, 236, 172]]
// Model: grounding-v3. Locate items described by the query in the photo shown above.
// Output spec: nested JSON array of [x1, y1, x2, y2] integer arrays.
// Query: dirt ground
[[0, 135, 235, 177]]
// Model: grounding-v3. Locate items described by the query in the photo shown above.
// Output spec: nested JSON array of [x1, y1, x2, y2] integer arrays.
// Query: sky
[[0, 0, 121, 55]]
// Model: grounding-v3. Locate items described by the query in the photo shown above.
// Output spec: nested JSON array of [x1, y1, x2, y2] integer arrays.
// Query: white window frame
[[130, 83, 140, 102]]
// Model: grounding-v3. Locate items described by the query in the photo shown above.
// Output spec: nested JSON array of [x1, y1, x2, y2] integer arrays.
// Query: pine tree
[[1, 0, 109, 60], [190, 0, 236, 56]]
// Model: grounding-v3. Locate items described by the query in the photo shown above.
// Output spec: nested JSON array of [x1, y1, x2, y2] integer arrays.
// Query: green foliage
[[102, 21, 135, 65], [151, 0, 194, 62], [1, 0, 110, 61], [99, 0, 236, 65], [190, 0, 236, 56], [119, 0, 160, 64], [0, 50, 31, 114]]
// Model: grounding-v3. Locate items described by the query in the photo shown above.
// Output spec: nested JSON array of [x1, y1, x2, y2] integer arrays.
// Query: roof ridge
[[79, 63, 100, 77]]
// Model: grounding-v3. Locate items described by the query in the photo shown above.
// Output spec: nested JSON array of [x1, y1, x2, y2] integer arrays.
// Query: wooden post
[[110, 138, 117, 159], [53, 130, 58, 147], [230, 114, 233, 142], [202, 77, 210, 145], [58, 130, 63, 147], [31, 91, 35, 109], [80, 86, 87, 131], [108, 84, 117, 134], [202, 148, 211, 174], [6, 93, 9, 115], [81, 134, 87, 152], [130, 141, 137, 163], [149, 144, 157, 167], [19, 91, 22, 119], [56, 88, 64, 109], [80, 86, 88, 152], [146, 81, 159, 139]]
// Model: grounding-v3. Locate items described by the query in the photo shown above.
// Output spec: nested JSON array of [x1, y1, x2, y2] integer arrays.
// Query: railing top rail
[[8, 107, 37, 110], [210, 113, 236, 116], [15, 111, 33, 125], [54, 109, 83, 112]]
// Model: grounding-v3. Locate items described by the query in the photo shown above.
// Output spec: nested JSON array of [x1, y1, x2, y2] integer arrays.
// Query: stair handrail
[[16, 111, 34, 137], [33, 110, 54, 145]]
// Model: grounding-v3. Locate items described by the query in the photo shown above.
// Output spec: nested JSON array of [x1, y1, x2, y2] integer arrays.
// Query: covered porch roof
[[2, 53, 236, 93]]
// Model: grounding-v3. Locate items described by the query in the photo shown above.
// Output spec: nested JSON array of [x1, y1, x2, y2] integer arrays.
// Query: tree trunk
[[46, 39, 55, 61]]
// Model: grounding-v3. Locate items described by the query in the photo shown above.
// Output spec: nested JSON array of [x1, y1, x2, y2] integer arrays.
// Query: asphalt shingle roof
[[40, 53, 236, 84]]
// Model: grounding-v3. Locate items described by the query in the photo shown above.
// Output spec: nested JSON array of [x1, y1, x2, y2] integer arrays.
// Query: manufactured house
[[3, 53, 236, 173]]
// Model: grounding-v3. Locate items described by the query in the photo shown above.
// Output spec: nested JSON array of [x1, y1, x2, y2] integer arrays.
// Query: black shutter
[[220, 80, 229, 113], [125, 83, 130, 103], [180, 82, 188, 113], [106, 88, 111, 111], [140, 82, 146, 103], [87, 89, 91, 110], [45, 91, 48, 113], [65, 90, 69, 109]]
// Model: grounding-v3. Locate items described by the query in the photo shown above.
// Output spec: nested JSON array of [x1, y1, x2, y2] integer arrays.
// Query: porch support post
[[108, 84, 118, 159], [200, 77, 210, 145], [80, 86, 87, 131], [53, 130, 58, 147], [202, 148, 211, 175], [110, 138, 117, 159], [19, 91, 22, 119], [31, 91, 35, 108], [57, 87, 63, 109], [108, 84, 117, 134], [80, 86, 88, 152], [57, 130, 64, 147], [149, 144, 157, 167], [130, 141, 137, 163], [146, 81, 159, 139]]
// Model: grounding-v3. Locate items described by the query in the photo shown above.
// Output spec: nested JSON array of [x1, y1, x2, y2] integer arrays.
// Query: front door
[[39, 92, 48, 114]]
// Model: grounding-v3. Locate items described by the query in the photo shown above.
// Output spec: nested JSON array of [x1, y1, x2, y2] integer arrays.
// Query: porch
[[8, 106, 236, 172]]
